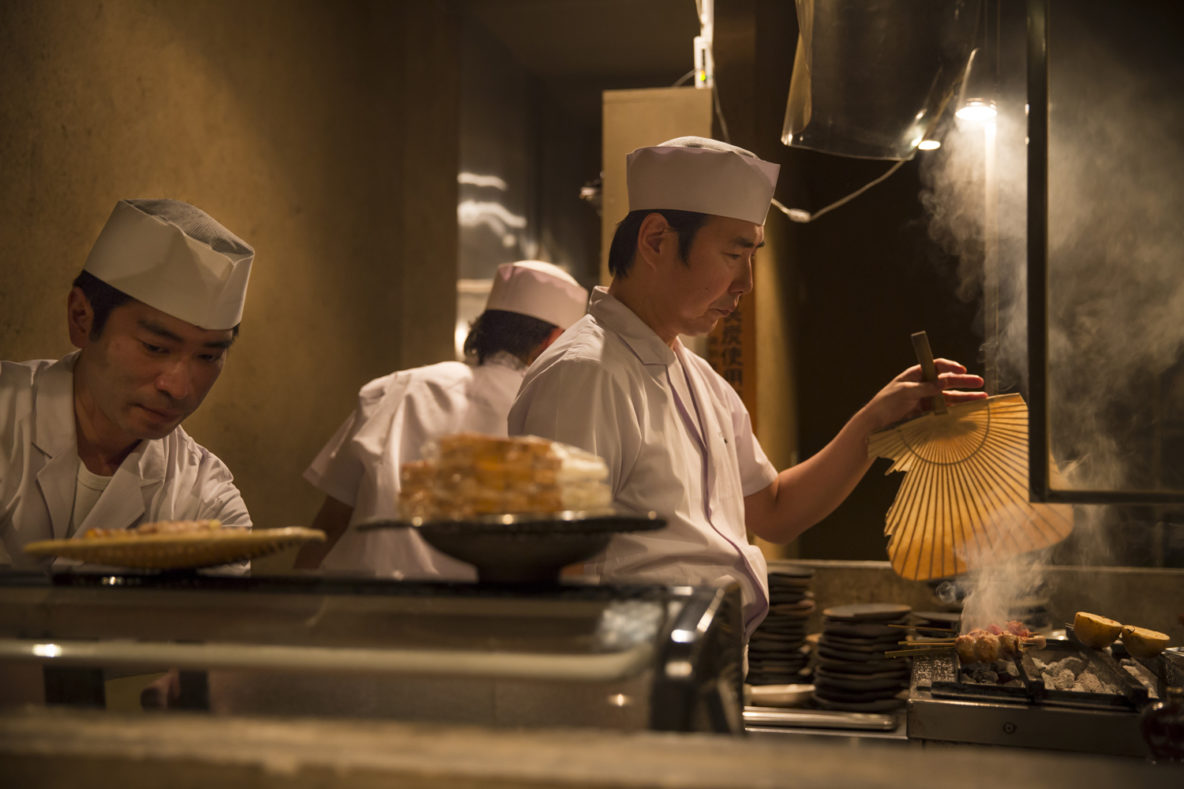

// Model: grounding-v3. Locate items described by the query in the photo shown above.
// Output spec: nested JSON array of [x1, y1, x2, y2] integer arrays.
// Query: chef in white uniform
[[0, 199, 255, 569], [508, 137, 986, 638], [296, 260, 589, 578]]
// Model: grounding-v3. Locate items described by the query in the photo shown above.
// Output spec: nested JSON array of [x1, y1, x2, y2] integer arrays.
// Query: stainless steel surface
[[0, 637, 656, 681], [908, 650, 1153, 757], [0, 573, 743, 733], [743, 706, 899, 731], [908, 694, 1148, 757]]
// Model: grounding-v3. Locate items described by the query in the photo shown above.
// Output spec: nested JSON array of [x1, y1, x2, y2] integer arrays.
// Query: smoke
[[914, 7, 1182, 611], [918, 107, 1059, 621], [919, 107, 1030, 394], [921, 11, 1183, 494], [958, 554, 1045, 633]]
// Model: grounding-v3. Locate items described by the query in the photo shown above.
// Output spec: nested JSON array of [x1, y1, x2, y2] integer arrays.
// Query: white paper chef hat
[[485, 260, 589, 329], [626, 136, 780, 225], [83, 199, 254, 331]]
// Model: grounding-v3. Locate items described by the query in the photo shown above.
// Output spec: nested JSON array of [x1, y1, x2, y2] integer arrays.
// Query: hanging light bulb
[[955, 46, 997, 125]]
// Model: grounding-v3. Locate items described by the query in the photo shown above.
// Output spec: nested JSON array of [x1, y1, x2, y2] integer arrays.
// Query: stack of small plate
[[746, 566, 815, 686], [813, 603, 912, 711]]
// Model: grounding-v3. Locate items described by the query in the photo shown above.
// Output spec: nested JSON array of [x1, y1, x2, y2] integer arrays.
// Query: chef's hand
[[862, 359, 987, 431]]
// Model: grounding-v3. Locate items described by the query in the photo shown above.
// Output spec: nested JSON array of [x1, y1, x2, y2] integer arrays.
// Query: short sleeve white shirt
[[305, 356, 525, 579], [508, 288, 777, 636]]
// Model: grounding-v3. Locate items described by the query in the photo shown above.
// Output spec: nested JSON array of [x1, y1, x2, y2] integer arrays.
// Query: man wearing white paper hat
[[295, 260, 589, 577], [0, 199, 255, 568], [509, 137, 985, 639]]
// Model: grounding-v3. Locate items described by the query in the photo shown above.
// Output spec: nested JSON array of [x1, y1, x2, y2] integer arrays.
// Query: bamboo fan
[[867, 332, 1074, 581]]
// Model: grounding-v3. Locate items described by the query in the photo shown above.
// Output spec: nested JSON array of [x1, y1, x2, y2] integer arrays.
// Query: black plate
[[823, 603, 911, 622], [356, 511, 665, 583]]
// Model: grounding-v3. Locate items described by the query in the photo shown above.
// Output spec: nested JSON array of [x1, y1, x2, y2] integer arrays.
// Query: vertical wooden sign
[[707, 297, 758, 430]]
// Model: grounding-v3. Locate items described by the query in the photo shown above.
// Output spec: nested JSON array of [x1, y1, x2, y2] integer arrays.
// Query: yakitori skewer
[[886, 623, 958, 635], [883, 621, 1047, 663]]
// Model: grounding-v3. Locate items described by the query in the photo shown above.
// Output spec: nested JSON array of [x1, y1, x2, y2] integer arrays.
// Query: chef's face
[[71, 292, 235, 444], [660, 214, 764, 338]]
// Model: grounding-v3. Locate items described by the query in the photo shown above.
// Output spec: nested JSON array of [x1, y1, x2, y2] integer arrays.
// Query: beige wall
[[600, 87, 713, 285], [0, 1, 459, 536]]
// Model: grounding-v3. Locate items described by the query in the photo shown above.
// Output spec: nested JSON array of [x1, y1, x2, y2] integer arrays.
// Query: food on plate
[[1120, 625, 1171, 658], [84, 519, 225, 539], [1073, 611, 1124, 649], [955, 621, 1045, 664], [397, 461, 437, 520], [399, 433, 612, 519]]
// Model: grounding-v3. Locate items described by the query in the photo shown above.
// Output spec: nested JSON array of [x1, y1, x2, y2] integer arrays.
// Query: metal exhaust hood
[[783, 0, 982, 160]]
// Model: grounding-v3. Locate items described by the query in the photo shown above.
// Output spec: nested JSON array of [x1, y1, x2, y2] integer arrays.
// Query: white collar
[[588, 287, 682, 367]]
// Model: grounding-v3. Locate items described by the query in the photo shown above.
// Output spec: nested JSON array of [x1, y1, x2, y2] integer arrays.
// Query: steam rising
[[917, 6, 1183, 618], [957, 555, 1042, 633], [921, 11, 1183, 494]]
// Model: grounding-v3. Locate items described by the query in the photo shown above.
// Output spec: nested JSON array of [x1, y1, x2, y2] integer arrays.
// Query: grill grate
[[921, 640, 1151, 711]]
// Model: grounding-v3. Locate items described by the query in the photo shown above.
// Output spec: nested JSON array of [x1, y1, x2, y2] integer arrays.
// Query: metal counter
[[0, 570, 744, 733]]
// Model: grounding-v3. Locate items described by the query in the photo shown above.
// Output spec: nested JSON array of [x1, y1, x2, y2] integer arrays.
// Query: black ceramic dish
[[356, 511, 665, 583]]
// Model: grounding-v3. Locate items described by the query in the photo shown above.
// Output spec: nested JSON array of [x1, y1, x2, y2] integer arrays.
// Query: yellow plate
[[23, 527, 325, 570]]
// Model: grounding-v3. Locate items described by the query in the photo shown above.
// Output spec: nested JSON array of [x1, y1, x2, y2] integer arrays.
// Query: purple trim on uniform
[[670, 350, 770, 637], [607, 324, 770, 640]]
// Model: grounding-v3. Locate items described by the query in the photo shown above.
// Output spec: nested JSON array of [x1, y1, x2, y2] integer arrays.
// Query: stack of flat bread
[[399, 433, 612, 520]]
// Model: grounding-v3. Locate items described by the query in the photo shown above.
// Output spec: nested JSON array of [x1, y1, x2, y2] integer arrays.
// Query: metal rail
[[0, 637, 655, 683]]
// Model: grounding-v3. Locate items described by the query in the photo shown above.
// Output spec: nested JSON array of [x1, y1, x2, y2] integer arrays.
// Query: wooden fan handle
[[910, 331, 948, 414]]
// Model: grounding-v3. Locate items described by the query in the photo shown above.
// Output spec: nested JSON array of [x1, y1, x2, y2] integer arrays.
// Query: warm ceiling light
[[955, 45, 998, 126], [955, 99, 998, 124], [918, 139, 942, 151]]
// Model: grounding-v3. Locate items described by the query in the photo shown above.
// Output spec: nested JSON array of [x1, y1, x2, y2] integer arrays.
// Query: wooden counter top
[[1, 707, 1179, 788]]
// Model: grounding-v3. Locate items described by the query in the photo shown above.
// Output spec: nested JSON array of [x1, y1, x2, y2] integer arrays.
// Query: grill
[[907, 640, 1175, 757]]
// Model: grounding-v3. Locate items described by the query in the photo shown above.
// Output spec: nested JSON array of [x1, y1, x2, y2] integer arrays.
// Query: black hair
[[72, 270, 132, 340], [463, 309, 558, 365], [606, 209, 710, 277], [71, 269, 241, 340]]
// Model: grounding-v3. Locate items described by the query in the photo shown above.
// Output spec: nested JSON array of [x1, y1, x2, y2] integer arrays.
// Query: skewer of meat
[[955, 621, 1045, 664], [887, 620, 1045, 661]]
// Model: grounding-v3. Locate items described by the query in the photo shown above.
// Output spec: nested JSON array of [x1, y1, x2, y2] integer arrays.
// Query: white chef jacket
[[508, 288, 778, 637], [0, 353, 251, 570], [304, 355, 526, 580]]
